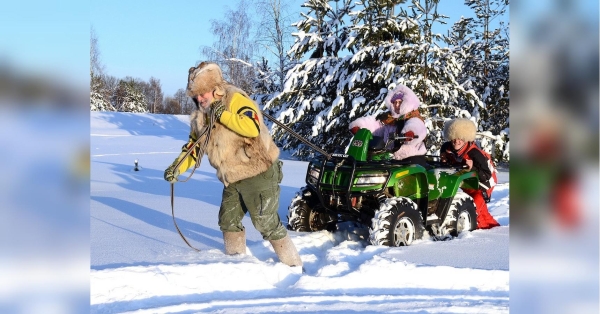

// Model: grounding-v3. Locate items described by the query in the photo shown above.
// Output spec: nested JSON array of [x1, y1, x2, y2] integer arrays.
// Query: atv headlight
[[307, 166, 320, 185], [354, 173, 387, 187]]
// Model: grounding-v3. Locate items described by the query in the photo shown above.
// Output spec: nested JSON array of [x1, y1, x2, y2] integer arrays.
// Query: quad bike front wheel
[[287, 187, 336, 232], [369, 197, 425, 246]]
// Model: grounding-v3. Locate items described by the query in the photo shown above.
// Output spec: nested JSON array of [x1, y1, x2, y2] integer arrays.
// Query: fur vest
[[190, 85, 280, 186]]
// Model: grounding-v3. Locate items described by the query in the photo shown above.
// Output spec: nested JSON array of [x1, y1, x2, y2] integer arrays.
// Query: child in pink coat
[[349, 85, 428, 166]]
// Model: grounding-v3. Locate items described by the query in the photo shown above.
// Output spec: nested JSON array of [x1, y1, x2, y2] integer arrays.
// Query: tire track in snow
[[117, 292, 509, 314]]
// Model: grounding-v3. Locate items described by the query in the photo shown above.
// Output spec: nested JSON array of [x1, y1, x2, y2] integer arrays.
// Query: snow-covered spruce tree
[[288, 0, 354, 60], [349, 0, 408, 48], [393, 0, 482, 155], [252, 57, 278, 106], [446, 0, 509, 162], [116, 79, 148, 113], [266, 0, 480, 159], [265, 0, 356, 159], [90, 73, 115, 112]]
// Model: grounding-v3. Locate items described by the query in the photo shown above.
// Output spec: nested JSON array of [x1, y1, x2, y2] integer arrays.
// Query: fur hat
[[384, 84, 421, 118], [443, 118, 477, 142], [186, 62, 225, 98]]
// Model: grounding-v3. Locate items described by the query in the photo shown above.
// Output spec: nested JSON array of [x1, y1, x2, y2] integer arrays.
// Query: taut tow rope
[[261, 111, 331, 159]]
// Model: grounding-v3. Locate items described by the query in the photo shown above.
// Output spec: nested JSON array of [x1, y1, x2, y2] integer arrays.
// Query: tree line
[[90, 0, 509, 163], [90, 28, 195, 115]]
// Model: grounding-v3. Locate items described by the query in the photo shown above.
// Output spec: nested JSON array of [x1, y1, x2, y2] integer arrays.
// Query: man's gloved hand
[[376, 111, 395, 125], [211, 100, 225, 120], [164, 163, 180, 183], [349, 126, 360, 134]]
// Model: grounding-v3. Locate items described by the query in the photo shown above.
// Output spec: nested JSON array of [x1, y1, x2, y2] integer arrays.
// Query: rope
[[171, 183, 201, 252], [170, 111, 217, 252], [261, 111, 331, 160]]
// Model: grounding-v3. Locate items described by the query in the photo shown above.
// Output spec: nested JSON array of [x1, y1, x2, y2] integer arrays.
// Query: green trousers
[[218, 160, 288, 240]]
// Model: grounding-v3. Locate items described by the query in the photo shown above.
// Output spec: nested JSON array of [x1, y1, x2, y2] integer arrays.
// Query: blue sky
[[6, 1, 600, 99], [90, 0, 507, 97], [90, 1, 228, 97], [0, 1, 512, 97]]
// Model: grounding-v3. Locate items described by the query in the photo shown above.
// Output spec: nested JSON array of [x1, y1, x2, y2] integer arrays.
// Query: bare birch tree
[[146, 77, 163, 114], [175, 88, 195, 114], [90, 27, 114, 111], [162, 97, 181, 115], [253, 0, 295, 91], [90, 26, 104, 77], [201, 0, 256, 93]]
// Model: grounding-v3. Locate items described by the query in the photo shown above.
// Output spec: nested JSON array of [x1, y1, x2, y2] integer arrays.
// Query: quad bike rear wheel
[[448, 192, 478, 236], [369, 197, 425, 246]]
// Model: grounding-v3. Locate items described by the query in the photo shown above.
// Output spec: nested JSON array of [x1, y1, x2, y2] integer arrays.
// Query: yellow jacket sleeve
[[218, 93, 261, 138], [174, 133, 200, 174]]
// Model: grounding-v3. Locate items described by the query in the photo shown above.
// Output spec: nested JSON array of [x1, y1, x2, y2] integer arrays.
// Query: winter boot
[[223, 229, 246, 255], [269, 235, 303, 267]]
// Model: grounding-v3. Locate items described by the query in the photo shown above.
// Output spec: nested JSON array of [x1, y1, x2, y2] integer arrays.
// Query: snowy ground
[[90, 112, 510, 313]]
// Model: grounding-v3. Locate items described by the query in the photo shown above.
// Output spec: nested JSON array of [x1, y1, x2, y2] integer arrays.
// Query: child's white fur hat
[[444, 118, 477, 142]]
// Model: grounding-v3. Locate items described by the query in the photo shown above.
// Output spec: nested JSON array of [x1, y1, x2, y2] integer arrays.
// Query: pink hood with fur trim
[[384, 84, 421, 118]]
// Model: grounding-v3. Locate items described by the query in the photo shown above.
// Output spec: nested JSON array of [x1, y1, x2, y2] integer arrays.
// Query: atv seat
[[397, 155, 433, 170], [386, 155, 432, 170]]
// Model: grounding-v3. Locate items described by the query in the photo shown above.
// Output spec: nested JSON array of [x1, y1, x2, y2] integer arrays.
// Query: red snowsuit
[[441, 142, 500, 229]]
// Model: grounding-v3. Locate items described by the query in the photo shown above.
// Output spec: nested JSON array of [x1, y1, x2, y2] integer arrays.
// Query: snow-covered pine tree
[[266, 0, 483, 160], [446, 0, 509, 162], [288, 0, 354, 60], [116, 79, 148, 113], [252, 57, 278, 105], [90, 73, 115, 112], [388, 0, 482, 155], [349, 0, 407, 48], [265, 0, 355, 159]]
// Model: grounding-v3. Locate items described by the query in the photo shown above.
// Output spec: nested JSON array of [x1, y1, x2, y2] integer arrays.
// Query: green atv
[[287, 128, 480, 246]]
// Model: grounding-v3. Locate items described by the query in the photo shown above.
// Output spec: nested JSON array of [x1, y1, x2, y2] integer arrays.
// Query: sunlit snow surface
[[91, 112, 509, 313]]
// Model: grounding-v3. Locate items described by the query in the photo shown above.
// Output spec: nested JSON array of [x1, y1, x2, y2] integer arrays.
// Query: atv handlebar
[[394, 135, 419, 140]]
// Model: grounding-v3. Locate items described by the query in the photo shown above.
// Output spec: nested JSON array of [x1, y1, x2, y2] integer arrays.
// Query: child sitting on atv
[[348, 84, 428, 168], [440, 118, 501, 229]]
